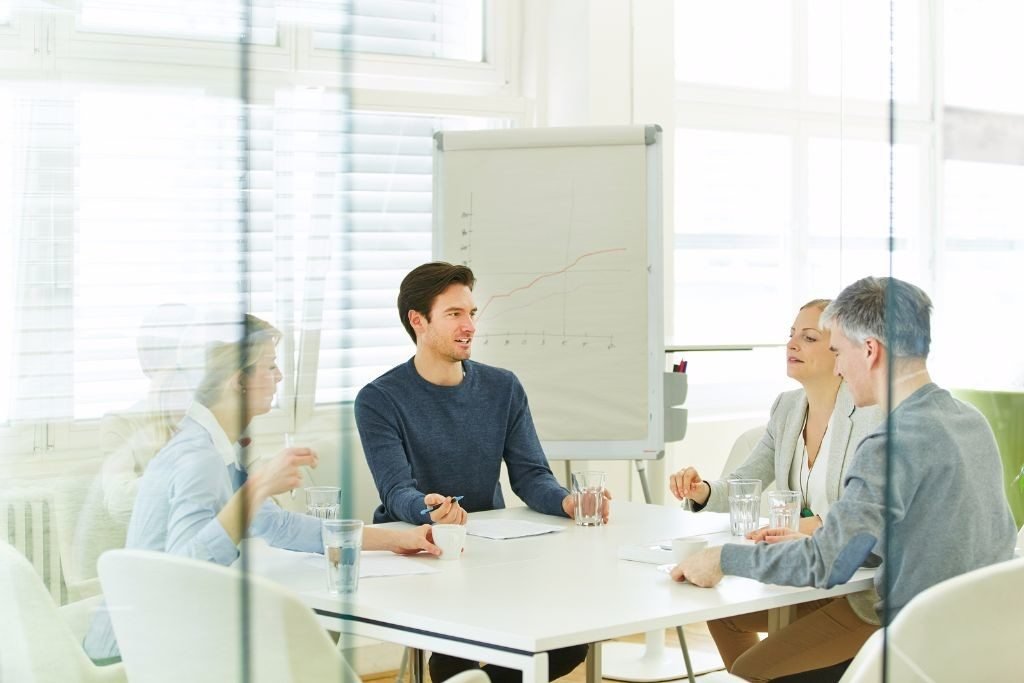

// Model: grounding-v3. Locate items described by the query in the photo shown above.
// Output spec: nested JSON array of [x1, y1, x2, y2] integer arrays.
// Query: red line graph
[[477, 247, 627, 319]]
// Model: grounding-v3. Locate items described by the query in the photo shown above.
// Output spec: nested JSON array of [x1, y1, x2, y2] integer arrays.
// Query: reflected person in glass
[[667, 299, 883, 677], [83, 314, 440, 664]]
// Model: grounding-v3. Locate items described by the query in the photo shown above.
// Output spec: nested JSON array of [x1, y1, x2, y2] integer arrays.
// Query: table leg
[[767, 606, 797, 633], [522, 651, 550, 683], [586, 642, 602, 683], [409, 648, 425, 683]]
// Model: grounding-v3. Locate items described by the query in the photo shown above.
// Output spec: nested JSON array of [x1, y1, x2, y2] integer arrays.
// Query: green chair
[[951, 388, 1024, 528]]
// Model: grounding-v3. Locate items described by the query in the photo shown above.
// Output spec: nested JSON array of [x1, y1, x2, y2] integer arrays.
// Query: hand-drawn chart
[[434, 128, 662, 452]]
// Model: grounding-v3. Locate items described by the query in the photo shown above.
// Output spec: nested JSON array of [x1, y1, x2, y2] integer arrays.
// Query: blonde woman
[[668, 300, 883, 679], [85, 315, 440, 664]]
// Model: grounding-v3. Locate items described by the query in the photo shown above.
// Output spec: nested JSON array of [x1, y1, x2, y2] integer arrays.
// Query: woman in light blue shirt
[[85, 315, 440, 662]]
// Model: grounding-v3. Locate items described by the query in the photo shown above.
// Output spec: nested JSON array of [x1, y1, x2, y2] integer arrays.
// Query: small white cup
[[432, 524, 467, 561], [671, 537, 708, 564]]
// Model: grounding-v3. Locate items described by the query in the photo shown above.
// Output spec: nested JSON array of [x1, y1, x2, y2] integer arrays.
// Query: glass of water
[[571, 470, 607, 526], [305, 486, 341, 520], [727, 479, 762, 536], [322, 519, 363, 594], [768, 490, 801, 531]]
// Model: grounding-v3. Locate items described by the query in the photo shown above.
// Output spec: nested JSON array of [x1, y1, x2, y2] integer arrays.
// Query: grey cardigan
[[702, 383, 883, 513]]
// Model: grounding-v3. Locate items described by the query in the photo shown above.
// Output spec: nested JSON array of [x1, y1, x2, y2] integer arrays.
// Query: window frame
[[0, 2, 524, 448]]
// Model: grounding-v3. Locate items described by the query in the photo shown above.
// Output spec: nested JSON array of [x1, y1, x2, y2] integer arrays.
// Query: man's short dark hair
[[397, 262, 476, 343]]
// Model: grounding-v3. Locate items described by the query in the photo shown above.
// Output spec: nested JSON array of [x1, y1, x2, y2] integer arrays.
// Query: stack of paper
[[466, 519, 566, 540]]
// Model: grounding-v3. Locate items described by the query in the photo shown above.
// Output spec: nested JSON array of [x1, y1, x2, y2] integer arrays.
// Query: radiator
[[0, 488, 63, 604]]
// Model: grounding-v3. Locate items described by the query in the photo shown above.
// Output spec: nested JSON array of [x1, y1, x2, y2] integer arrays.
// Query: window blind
[[0, 84, 286, 424], [77, 0, 278, 45], [315, 110, 508, 404], [312, 0, 484, 61], [0, 82, 508, 424]]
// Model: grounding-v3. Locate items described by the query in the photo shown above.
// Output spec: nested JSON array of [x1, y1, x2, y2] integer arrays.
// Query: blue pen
[[419, 495, 464, 515]]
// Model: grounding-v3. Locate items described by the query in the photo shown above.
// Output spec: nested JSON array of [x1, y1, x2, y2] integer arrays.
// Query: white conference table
[[261, 502, 874, 683]]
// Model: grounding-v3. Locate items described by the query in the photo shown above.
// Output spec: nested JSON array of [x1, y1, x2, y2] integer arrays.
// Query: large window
[[0, 1, 511, 439], [673, 0, 930, 417]]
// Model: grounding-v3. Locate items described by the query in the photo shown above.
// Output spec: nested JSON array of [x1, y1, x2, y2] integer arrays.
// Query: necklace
[[798, 411, 829, 517]]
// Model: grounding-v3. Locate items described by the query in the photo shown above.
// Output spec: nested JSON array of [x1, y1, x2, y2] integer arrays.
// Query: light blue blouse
[[83, 402, 321, 660]]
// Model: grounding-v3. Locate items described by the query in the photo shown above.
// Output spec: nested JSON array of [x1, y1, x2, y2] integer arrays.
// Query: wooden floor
[[364, 624, 727, 683]]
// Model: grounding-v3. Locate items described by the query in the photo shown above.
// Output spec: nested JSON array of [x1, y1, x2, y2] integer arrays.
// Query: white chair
[[97, 549, 490, 683], [723, 425, 773, 516], [0, 541, 126, 683], [839, 557, 1024, 682], [721, 425, 766, 478]]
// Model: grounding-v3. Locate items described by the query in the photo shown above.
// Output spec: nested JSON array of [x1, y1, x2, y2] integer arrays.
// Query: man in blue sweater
[[671, 276, 1017, 682], [355, 261, 607, 683]]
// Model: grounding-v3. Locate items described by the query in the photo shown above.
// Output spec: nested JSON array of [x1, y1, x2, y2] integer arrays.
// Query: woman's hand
[[669, 467, 710, 505], [366, 525, 441, 556], [248, 447, 318, 501], [746, 526, 809, 543], [798, 514, 823, 535]]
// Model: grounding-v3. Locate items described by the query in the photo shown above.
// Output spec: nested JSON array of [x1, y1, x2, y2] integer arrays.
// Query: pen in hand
[[419, 495, 464, 515]]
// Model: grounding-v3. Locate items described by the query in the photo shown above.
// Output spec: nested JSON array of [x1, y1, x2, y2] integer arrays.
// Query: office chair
[[98, 549, 491, 683], [0, 540, 126, 683], [839, 558, 1024, 682]]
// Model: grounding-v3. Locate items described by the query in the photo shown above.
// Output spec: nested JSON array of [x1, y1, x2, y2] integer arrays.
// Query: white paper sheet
[[466, 519, 566, 540], [303, 551, 438, 578]]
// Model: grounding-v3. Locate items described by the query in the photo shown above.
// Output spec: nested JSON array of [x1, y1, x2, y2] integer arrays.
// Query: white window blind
[[0, 82, 510, 424], [0, 1, 10, 25], [315, 110, 508, 405], [0, 84, 298, 424], [77, 0, 277, 45], [312, 0, 484, 61]]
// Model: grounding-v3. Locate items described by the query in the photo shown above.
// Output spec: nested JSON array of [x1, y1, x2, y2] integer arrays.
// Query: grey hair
[[820, 277, 932, 358]]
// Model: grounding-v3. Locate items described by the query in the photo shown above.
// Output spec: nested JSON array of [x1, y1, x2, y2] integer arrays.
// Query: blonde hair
[[800, 298, 832, 313], [193, 314, 281, 407]]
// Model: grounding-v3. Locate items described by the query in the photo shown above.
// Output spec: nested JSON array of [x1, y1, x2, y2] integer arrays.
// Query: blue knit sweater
[[355, 358, 570, 524]]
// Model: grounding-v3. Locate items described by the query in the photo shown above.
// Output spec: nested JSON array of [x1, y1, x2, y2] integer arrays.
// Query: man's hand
[[669, 546, 724, 587], [562, 488, 613, 523], [668, 467, 710, 504], [424, 493, 467, 525], [746, 526, 809, 543]]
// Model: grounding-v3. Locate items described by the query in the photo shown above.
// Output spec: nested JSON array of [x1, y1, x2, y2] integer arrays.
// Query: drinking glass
[[571, 470, 606, 526], [305, 486, 340, 520], [768, 490, 801, 532], [728, 479, 762, 536], [322, 519, 363, 594]]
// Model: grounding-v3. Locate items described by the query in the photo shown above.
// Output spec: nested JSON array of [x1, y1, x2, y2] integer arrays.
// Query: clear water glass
[[571, 470, 606, 526], [322, 519, 362, 594], [768, 490, 801, 531], [305, 486, 340, 520], [728, 479, 762, 536]]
